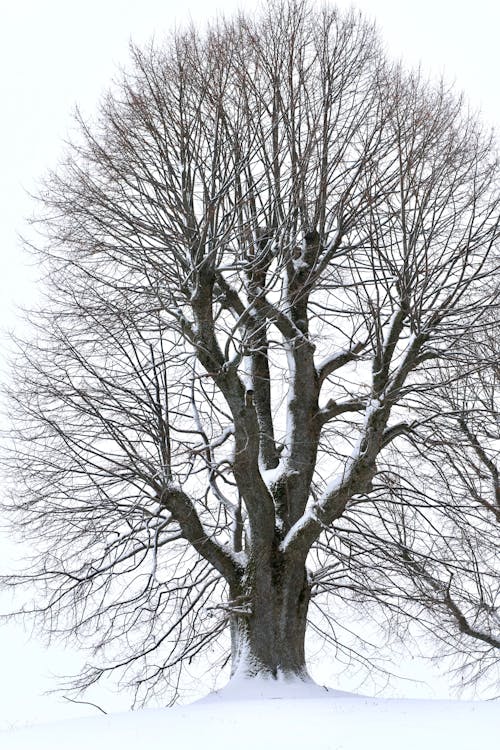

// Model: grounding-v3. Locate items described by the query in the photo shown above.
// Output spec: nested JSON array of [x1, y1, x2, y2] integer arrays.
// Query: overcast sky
[[0, 0, 499, 730]]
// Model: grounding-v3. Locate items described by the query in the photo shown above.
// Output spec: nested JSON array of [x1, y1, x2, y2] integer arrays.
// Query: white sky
[[0, 0, 499, 730]]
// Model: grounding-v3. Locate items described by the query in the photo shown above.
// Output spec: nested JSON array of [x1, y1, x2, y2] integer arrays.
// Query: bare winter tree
[[2, 1, 500, 701]]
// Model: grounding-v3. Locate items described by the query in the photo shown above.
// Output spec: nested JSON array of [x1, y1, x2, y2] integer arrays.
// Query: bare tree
[[2, 0, 499, 702]]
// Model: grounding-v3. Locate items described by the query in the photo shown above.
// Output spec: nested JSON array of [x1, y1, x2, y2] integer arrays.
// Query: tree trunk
[[229, 548, 311, 681]]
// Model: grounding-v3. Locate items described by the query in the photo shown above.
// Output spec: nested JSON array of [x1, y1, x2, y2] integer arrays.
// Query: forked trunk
[[229, 550, 312, 681]]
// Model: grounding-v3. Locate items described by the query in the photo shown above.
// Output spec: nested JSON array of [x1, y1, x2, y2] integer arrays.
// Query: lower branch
[[158, 484, 241, 584]]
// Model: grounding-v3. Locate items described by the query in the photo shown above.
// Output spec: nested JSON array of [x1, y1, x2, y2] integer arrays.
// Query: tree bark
[[229, 546, 311, 680]]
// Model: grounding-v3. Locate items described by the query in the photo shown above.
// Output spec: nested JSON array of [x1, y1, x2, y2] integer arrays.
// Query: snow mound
[[2, 684, 499, 750], [196, 674, 361, 702]]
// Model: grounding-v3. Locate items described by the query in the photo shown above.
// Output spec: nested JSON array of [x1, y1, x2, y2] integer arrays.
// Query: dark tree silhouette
[[2, 0, 499, 702]]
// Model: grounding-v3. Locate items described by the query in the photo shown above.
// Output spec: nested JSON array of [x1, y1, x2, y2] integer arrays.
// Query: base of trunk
[[209, 671, 340, 703], [229, 553, 312, 682], [230, 614, 309, 681], [231, 649, 312, 683]]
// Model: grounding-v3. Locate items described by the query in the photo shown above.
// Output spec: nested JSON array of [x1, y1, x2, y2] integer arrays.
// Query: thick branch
[[316, 341, 366, 386], [381, 421, 415, 448], [158, 485, 241, 584], [245, 245, 281, 470], [190, 270, 275, 543], [283, 398, 390, 558], [315, 398, 366, 427], [372, 308, 408, 398]]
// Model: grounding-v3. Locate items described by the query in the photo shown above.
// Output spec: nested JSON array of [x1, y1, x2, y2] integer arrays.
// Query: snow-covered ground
[[2, 678, 499, 750]]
